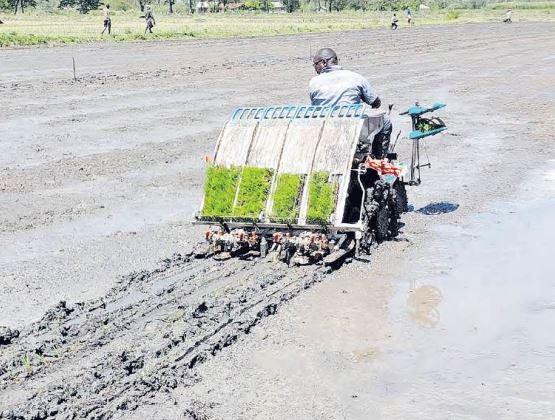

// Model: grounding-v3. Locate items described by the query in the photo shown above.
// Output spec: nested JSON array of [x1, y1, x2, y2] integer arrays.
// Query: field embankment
[[0, 7, 553, 47]]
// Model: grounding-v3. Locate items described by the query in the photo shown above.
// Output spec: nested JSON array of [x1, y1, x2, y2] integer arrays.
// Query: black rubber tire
[[392, 181, 408, 215], [374, 202, 390, 242], [363, 180, 389, 244]]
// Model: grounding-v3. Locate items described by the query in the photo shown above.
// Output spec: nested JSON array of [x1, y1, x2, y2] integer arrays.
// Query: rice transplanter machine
[[194, 102, 447, 266]]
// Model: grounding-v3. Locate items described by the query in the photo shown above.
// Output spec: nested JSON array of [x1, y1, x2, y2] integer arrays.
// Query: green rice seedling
[[307, 171, 337, 224], [416, 120, 433, 132], [234, 167, 274, 218], [21, 354, 32, 373], [271, 173, 304, 221], [201, 165, 241, 217], [416, 117, 445, 133]]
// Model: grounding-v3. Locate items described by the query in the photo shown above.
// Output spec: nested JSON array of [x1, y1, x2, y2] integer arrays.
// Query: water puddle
[[378, 160, 555, 417]]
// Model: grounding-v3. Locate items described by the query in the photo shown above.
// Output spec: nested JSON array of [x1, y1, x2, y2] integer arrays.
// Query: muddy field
[[1, 23, 554, 419]]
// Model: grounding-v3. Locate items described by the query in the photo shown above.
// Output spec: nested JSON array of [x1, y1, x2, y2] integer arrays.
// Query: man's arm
[[360, 77, 381, 108], [308, 79, 317, 105]]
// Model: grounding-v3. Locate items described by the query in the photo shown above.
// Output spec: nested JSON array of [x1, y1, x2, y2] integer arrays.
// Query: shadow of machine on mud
[[417, 201, 460, 215]]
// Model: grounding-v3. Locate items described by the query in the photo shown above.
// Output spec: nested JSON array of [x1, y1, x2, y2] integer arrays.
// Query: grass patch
[[0, 31, 81, 47], [234, 167, 274, 218], [201, 165, 241, 218], [446, 9, 461, 20], [1, 9, 554, 47], [270, 173, 304, 222], [307, 171, 337, 224]]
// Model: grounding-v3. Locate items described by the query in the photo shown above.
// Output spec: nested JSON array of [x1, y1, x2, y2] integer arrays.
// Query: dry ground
[[0, 22, 554, 419]]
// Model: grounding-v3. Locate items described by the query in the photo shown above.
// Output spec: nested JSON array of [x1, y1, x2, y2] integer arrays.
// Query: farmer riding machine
[[194, 102, 447, 266]]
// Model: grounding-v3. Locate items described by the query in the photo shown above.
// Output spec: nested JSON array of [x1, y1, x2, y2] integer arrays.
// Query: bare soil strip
[[0, 250, 327, 418]]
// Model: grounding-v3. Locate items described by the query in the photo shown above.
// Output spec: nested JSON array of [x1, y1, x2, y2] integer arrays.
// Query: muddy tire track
[[0, 251, 326, 418]]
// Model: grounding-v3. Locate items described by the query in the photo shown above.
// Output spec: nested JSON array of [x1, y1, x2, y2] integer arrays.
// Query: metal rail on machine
[[196, 220, 366, 232], [231, 104, 365, 121]]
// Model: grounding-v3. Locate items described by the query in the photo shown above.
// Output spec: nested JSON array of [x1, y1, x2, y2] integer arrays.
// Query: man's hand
[[370, 96, 381, 109]]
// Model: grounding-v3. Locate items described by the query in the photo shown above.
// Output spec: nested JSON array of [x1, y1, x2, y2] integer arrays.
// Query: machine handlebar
[[400, 102, 446, 116]]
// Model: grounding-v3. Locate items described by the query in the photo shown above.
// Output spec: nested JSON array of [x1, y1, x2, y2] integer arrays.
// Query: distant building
[[220, 2, 244, 11], [196, 1, 210, 13], [196, 0, 283, 13], [271, 1, 285, 12]]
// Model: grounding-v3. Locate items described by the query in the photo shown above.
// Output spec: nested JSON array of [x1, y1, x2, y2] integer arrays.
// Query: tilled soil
[[0, 251, 327, 418], [1, 22, 554, 419]]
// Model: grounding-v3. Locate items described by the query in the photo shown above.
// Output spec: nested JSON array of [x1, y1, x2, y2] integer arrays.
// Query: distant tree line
[[0, 0, 36, 13], [0, 0, 530, 14], [59, 0, 100, 13]]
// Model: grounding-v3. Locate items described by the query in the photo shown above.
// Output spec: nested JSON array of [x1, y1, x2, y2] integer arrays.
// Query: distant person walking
[[101, 4, 111, 35], [391, 13, 399, 30], [144, 5, 155, 34], [503, 9, 512, 23], [405, 7, 413, 26]]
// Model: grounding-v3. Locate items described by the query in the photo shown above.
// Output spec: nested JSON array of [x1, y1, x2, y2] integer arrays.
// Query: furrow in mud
[[0, 252, 326, 419]]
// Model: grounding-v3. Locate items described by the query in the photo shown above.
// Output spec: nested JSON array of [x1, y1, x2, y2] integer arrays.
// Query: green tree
[[165, 0, 174, 13], [244, 0, 261, 9], [9, 0, 36, 14], [59, 0, 100, 13], [284, 0, 300, 12]]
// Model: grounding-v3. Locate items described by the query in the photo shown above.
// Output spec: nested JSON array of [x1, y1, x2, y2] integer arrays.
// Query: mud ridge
[[0, 251, 326, 419]]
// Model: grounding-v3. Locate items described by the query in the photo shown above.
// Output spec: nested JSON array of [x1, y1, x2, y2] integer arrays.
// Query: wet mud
[[0, 251, 326, 418], [0, 327, 19, 346]]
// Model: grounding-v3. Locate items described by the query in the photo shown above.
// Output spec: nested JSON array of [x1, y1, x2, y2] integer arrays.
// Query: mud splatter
[[0, 327, 19, 346], [0, 251, 326, 418]]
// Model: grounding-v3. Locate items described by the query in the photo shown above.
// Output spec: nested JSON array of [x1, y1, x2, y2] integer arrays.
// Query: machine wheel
[[363, 180, 399, 244], [359, 227, 374, 256], [375, 201, 390, 241], [392, 181, 408, 215]]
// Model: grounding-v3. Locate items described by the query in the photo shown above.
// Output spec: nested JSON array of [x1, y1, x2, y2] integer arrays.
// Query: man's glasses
[[313, 59, 324, 68], [312, 57, 336, 68]]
